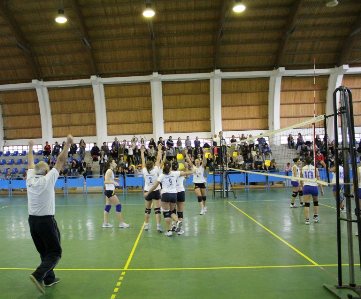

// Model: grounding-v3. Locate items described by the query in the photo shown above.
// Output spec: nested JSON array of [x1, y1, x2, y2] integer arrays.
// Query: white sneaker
[[144, 223, 150, 231], [313, 216, 319, 223], [290, 204, 297, 208], [102, 223, 113, 228], [204, 206, 208, 213], [177, 229, 185, 235], [305, 219, 310, 225], [165, 230, 173, 237], [119, 222, 130, 228], [175, 221, 183, 233], [157, 224, 163, 233], [200, 209, 205, 215]]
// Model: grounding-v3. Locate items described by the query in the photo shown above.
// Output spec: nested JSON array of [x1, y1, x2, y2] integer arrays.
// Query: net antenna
[[324, 87, 361, 298]]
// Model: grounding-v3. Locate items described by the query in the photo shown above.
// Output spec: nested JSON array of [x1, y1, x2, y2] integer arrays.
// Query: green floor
[[1, 188, 360, 299]]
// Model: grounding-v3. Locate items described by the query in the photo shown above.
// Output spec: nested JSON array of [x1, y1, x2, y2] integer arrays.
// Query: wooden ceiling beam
[[213, 0, 232, 69], [337, 11, 361, 66], [0, 1, 41, 79], [71, 0, 98, 75], [274, 0, 303, 68]]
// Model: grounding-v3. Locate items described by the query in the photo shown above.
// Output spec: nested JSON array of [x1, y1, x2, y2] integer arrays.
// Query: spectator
[[194, 136, 200, 148], [287, 134, 295, 149], [296, 133, 304, 151], [315, 150, 326, 168], [99, 150, 108, 176], [253, 152, 263, 170], [110, 145, 118, 160], [43, 141, 51, 158], [68, 142, 77, 157], [52, 141, 61, 157], [90, 143, 100, 161], [148, 138, 156, 149], [112, 137, 120, 152], [79, 139, 86, 161], [185, 136, 192, 149], [248, 134, 255, 152], [166, 136, 174, 148], [101, 142, 109, 156], [176, 137, 182, 153], [257, 134, 266, 152], [230, 135, 237, 144]]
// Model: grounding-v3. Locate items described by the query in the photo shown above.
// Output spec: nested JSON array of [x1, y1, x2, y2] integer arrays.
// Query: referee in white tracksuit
[[27, 135, 73, 294]]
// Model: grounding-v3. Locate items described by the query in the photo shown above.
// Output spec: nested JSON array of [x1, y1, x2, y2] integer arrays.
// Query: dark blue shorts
[[303, 185, 318, 197], [144, 190, 161, 201], [162, 193, 177, 203], [332, 184, 344, 193], [104, 190, 115, 198], [177, 191, 185, 202], [291, 181, 299, 187], [358, 188, 361, 199]]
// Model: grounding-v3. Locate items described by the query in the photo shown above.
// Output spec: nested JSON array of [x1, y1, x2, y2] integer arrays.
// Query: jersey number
[[304, 171, 314, 179]]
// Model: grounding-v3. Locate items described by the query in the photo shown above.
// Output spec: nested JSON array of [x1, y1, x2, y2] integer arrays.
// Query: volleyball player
[[141, 144, 163, 232], [102, 159, 129, 228], [290, 158, 304, 208], [301, 157, 321, 225], [185, 150, 208, 215], [144, 161, 193, 236], [172, 160, 188, 235], [330, 160, 345, 212]]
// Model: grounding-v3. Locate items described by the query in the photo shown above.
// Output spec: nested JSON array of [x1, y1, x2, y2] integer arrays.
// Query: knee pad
[[172, 208, 177, 215], [292, 192, 298, 198], [177, 211, 184, 219], [115, 204, 122, 213], [313, 201, 319, 206], [304, 202, 310, 207], [154, 207, 161, 214], [298, 191, 303, 197], [145, 208, 151, 214], [163, 210, 171, 218], [202, 196, 207, 202], [197, 196, 202, 203], [104, 205, 111, 213]]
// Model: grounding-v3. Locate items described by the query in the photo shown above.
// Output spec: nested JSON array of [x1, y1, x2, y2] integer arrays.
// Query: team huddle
[[101, 144, 209, 237]]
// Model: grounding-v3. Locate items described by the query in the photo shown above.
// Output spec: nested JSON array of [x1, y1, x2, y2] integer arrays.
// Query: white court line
[[0, 205, 8, 210]]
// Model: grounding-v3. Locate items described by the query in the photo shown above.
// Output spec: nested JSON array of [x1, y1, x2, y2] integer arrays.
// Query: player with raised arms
[[141, 144, 163, 232]]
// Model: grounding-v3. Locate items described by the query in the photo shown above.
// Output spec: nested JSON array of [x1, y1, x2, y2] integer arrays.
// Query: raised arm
[[54, 135, 73, 172], [184, 150, 194, 168], [155, 143, 163, 167], [202, 148, 208, 166], [28, 140, 35, 169], [140, 146, 146, 168], [179, 169, 194, 177]]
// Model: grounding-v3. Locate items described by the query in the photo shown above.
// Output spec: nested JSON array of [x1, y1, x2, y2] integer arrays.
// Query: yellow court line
[[1, 263, 359, 272], [319, 203, 336, 210], [109, 223, 145, 299], [227, 201, 319, 266]]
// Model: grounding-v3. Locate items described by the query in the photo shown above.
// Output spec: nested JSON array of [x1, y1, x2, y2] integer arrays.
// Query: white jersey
[[193, 165, 206, 183], [332, 165, 344, 184], [302, 164, 318, 187], [105, 170, 115, 190], [27, 168, 59, 216], [292, 164, 300, 181], [157, 171, 180, 193], [176, 175, 185, 192], [142, 166, 161, 191]]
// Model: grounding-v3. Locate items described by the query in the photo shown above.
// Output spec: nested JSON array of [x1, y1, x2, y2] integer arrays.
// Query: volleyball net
[[222, 114, 331, 187]]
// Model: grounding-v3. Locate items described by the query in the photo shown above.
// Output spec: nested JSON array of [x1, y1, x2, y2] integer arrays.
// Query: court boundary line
[[110, 223, 145, 299], [227, 201, 319, 266], [0, 263, 357, 272]]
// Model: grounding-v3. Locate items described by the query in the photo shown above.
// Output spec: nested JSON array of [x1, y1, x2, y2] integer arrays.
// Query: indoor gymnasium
[[1, 1, 361, 299]]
